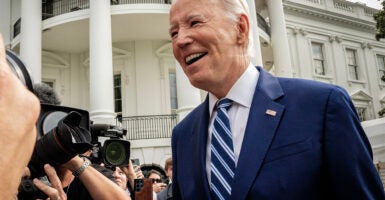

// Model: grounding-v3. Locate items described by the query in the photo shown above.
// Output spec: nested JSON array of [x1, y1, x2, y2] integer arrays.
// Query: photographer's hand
[[64, 156, 131, 200], [122, 160, 141, 189], [0, 34, 40, 199], [33, 164, 67, 200]]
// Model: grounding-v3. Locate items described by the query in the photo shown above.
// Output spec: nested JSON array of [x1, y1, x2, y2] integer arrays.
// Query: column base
[[90, 109, 116, 125]]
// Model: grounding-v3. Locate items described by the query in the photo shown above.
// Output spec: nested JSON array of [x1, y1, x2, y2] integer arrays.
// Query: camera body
[[32, 103, 131, 177], [90, 123, 131, 167]]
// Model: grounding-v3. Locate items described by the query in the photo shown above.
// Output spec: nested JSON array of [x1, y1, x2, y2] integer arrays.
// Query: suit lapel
[[191, 97, 212, 199], [231, 67, 285, 200]]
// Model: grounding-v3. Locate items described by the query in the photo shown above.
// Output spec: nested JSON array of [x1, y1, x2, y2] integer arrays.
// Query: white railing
[[334, 0, 354, 13], [365, 8, 377, 17], [306, 0, 324, 5]]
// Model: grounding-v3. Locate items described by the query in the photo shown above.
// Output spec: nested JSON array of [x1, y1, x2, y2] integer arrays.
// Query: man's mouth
[[185, 53, 207, 65]]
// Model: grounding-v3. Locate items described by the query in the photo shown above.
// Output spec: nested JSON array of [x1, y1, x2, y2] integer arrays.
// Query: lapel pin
[[265, 109, 277, 116]]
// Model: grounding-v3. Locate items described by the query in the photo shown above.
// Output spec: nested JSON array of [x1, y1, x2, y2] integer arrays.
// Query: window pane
[[43, 81, 54, 88], [346, 49, 356, 65], [377, 55, 385, 81], [377, 55, 385, 71], [312, 43, 323, 59], [346, 49, 359, 80], [169, 71, 178, 110], [114, 74, 122, 113], [312, 43, 325, 75], [349, 65, 358, 80], [314, 60, 325, 75], [356, 107, 366, 122]]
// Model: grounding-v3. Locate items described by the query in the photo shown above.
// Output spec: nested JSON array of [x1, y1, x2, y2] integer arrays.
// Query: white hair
[[220, 0, 254, 57]]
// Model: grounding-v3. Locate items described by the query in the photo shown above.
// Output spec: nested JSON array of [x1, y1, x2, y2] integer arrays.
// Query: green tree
[[374, 1, 385, 40]]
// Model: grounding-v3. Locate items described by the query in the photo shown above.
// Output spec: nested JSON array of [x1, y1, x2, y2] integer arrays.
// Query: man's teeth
[[186, 53, 205, 64]]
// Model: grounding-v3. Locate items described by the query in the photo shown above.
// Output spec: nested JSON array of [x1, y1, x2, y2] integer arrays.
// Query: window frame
[[345, 48, 359, 81], [168, 69, 178, 112], [113, 73, 123, 115], [376, 54, 385, 85], [311, 42, 326, 76]]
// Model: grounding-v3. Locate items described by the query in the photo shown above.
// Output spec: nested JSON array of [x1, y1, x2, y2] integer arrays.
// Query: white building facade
[[1, 0, 385, 169]]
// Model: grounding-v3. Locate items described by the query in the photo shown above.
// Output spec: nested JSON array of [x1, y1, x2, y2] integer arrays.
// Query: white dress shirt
[[206, 63, 259, 183]]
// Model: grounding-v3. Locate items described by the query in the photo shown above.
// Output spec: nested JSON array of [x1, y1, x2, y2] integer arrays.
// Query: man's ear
[[237, 14, 249, 45]]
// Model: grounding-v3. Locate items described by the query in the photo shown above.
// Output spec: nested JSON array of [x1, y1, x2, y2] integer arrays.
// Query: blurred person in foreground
[[0, 34, 41, 199], [169, 0, 385, 199]]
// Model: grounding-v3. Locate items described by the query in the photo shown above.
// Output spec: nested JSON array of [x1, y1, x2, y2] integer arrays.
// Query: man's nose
[[176, 28, 193, 48]]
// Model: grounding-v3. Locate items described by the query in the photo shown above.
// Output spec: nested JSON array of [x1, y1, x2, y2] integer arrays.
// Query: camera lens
[[41, 111, 67, 135], [105, 141, 126, 166], [5, 49, 34, 91]]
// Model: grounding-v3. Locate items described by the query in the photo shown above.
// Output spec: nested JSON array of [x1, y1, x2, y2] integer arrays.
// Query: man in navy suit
[[169, 0, 385, 199]]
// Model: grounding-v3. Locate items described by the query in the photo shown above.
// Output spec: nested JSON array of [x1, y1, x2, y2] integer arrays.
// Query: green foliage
[[374, 1, 385, 40]]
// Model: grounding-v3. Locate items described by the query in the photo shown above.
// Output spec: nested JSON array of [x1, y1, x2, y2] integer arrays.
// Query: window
[[377, 55, 385, 83], [311, 42, 325, 75], [169, 71, 178, 110], [346, 49, 359, 80], [42, 80, 54, 88], [114, 74, 122, 114], [356, 107, 367, 122]]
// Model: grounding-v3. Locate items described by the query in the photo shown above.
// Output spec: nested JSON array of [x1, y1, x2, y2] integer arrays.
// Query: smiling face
[[169, 0, 250, 98]]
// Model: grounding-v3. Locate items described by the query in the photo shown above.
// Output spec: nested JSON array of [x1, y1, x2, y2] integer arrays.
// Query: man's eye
[[170, 31, 178, 38], [191, 21, 200, 27]]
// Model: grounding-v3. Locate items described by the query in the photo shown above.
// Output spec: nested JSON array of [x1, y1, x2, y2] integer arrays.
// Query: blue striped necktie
[[211, 98, 235, 200]]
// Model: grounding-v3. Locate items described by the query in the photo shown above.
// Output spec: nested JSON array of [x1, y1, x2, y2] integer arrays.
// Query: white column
[[20, 0, 42, 82], [89, 0, 115, 124], [0, 0, 11, 45], [175, 62, 201, 121], [267, 0, 293, 77], [247, 0, 263, 66]]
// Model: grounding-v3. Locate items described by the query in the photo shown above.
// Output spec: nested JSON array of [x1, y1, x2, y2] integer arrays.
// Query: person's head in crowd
[[33, 82, 61, 105], [147, 169, 162, 183], [113, 166, 129, 191], [164, 157, 172, 180], [169, 0, 251, 98], [146, 169, 166, 193]]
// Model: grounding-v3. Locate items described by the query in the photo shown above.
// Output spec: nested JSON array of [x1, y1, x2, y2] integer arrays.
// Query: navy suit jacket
[[171, 67, 385, 200]]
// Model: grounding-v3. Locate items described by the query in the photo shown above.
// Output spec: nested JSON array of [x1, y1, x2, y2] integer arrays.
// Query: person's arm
[[63, 156, 131, 200], [324, 86, 385, 199], [0, 34, 40, 199], [122, 160, 137, 190]]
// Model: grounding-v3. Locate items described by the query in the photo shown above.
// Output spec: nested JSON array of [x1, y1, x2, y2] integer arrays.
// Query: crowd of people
[[2, 0, 385, 199]]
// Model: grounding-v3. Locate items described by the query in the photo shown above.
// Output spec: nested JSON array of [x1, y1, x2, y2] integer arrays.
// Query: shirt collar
[[209, 63, 259, 115]]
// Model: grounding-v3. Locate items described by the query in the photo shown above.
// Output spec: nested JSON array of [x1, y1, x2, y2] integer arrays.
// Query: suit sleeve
[[324, 86, 385, 199]]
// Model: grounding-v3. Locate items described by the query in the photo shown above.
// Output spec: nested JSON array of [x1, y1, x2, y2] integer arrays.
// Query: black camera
[[90, 124, 131, 167], [6, 49, 131, 198], [30, 103, 93, 178]]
